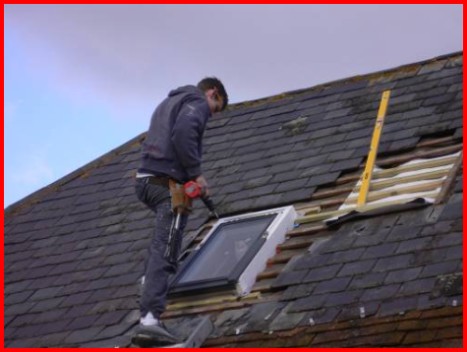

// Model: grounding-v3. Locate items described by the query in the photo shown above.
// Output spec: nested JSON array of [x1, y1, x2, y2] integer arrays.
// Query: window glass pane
[[178, 216, 274, 284]]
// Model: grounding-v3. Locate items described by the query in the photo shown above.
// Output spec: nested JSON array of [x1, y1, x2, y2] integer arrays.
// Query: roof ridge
[[226, 51, 463, 111]]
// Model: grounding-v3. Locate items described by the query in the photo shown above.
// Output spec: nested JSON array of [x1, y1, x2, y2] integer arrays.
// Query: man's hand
[[195, 175, 210, 196]]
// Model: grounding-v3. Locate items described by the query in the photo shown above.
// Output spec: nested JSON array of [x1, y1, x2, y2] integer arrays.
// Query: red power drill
[[184, 181, 219, 219]]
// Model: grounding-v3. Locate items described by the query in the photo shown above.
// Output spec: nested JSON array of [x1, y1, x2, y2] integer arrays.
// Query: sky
[[4, 4, 463, 208]]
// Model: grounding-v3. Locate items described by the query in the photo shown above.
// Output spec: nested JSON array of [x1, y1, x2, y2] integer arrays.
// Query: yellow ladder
[[357, 90, 391, 206]]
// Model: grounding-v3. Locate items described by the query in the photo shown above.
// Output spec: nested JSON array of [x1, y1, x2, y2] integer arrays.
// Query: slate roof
[[4, 51, 463, 347]]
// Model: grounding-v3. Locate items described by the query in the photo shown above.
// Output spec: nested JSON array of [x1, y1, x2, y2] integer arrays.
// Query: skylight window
[[169, 206, 297, 297]]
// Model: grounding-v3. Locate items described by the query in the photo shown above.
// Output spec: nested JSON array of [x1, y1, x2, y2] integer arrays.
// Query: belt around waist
[[141, 176, 170, 187]]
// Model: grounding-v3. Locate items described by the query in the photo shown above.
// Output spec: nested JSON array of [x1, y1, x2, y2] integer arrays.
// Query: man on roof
[[134, 77, 228, 342]]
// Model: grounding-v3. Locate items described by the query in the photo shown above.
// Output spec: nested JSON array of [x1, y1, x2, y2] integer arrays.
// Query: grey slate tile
[[302, 263, 342, 283], [329, 158, 362, 172], [337, 259, 376, 277], [251, 102, 299, 119], [8, 313, 40, 329], [360, 284, 400, 302], [398, 277, 435, 296], [303, 307, 341, 326], [65, 303, 96, 319], [67, 315, 101, 331], [36, 332, 72, 347], [275, 178, 309, 193], [327, 247, 365, 265], [29, 286, 63, 301], [11, 323, 47, 339], [96, 310, 128, 326], [450, 117, 463, 129], [319, 235, 356, 254], [4, 291, 34, 306], [293, 251, 331, 270], [63, 326, 105, 345], [296, 154, 327, 169], [416, 294, 448, 311], [269, 305, 306, 331], [245, 184, 279, 198], [271, 170, 301, 184], [384, 267, 423, 284], [395, 236, 433, 254], [438, 201, 463, 221], [336, 302, 379, 321], [326, 150, 355, 162], [346, 137, 372, 149], [87, 333, 127, 349], [103, 262, 137, 278], [353, 228, 391, 247], [435, 232, 463, 247], [387, 225, 422, 241], [361, 243, 399, 260], [324, 107, 353, 120], [346, 126, 374, 141], [426, 66, 462, 80], [252, 194, 283, 209], [87, 287, 120, 303], [417, 60, 446, 74], [349, 272, 387, 290], [49, 261, 81, 276], [314, 277, 352, 294], [323, 289, 362, 307], [29, 297, 66, 314], [288, 294, 328, 313], [419, 261, 459, 278], [281, 283, 317, 301], [60, 291, 94, 308], [212, 308, 250, 337], [299, 164, 334, 179], [423, 92, 458, 107], [113, 285, 139, 299], [33, 308, 69, 325], [418, 122, 453, 136], [38, 319, 73, 336], [378, 296, 419, 317], [373, 253, 415, 272], [6, 337, 41, 348], [243, 301, 287, 333], [387, 137, 420, 152], [272, 269, 308, 289], [306, 172, 341, 187]]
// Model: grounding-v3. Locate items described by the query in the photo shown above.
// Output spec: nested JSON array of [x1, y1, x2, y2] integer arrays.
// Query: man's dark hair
[[197, 77, 228, 110]]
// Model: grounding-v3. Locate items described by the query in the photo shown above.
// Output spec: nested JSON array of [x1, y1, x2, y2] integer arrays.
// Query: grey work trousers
[[135, 177, 188, 318]]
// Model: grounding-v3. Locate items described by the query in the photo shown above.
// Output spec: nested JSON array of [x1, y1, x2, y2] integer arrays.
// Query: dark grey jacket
[[139, 85, 211, 183]]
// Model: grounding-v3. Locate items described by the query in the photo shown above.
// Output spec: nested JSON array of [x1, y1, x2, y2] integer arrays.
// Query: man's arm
[[171, 102, 208, 181]]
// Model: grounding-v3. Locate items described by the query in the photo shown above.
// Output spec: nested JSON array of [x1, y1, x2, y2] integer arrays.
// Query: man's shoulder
[[182, 96, 210, 117]]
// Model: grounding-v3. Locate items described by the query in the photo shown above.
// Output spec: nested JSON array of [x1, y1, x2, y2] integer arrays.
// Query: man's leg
[[135, 178, 189, 317], [140, 197, 175, 318]]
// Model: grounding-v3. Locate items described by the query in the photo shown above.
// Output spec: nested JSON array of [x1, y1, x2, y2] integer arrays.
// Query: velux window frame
[[169, 206, 296, 297]]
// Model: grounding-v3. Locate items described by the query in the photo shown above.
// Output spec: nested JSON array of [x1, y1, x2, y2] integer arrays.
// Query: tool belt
[[169, 179, 192, 215]]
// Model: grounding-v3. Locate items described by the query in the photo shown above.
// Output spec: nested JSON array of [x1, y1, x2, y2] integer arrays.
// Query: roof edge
[[4, 132, 146, 216]]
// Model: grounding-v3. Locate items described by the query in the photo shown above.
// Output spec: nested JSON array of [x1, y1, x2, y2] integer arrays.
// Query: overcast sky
[[4, 4, 463, 208]]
